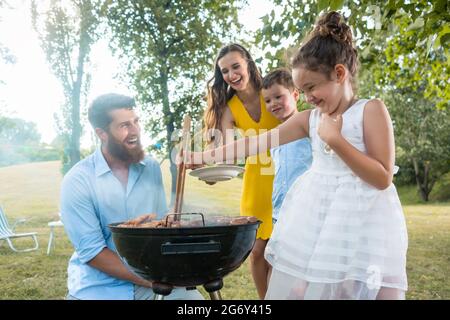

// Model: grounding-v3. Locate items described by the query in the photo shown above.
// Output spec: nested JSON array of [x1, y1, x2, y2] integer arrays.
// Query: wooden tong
[[174, 115, 191, 215]]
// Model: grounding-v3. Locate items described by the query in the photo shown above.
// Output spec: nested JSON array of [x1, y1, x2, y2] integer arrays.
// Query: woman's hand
[[318, 113, 343, 145]]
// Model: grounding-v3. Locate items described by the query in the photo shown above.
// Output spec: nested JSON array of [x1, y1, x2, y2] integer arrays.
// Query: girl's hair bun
[[315, 11, 353, 48], [290, 11, 359, 88]]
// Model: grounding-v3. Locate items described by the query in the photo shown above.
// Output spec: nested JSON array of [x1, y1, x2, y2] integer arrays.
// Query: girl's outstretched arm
[[325, 99, 395, 190], [200, 109, 311, 164]]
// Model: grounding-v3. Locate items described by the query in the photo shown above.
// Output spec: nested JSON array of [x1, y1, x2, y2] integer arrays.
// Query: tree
[[0, 116, 41, 144], [386, 90, 450, 201], [0, 116, 58, 167], [31, 0, 99, 173], [100, 0, 244, 203]]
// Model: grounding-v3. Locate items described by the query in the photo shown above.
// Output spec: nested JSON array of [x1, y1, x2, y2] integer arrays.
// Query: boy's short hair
[[262, 68, 295, 91], [88, 93, 136, 130]]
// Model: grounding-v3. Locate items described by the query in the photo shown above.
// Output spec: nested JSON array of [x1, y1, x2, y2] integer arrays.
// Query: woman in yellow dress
[[203, 44, 280, 298]]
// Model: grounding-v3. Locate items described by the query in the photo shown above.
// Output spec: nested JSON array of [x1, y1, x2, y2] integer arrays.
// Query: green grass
[[0, 161, 449, 299]]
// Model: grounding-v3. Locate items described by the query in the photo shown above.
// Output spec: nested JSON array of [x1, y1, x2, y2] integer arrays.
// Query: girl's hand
[[182, 151, 206, 169], [318, 113, 343, 145], [181, 151, 217, 185]]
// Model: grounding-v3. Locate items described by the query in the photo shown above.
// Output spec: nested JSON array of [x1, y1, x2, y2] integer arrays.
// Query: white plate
[[189, 165, 245, 182]]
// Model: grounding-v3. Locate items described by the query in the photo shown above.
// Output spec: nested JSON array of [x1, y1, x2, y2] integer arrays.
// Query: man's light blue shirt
[[60, 148, 168, 300], [271, 138, 312, 221]]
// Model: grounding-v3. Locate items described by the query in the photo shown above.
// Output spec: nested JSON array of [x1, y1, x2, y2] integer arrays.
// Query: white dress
[[265, 99, 408, 300]]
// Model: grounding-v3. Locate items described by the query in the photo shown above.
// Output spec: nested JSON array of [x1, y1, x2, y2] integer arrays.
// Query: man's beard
[[107, 133, 144, 163]]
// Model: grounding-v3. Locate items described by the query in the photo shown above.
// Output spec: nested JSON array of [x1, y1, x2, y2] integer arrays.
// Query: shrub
[[430, 172, 450, 202]]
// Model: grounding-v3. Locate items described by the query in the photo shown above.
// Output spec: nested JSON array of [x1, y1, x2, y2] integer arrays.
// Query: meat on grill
[[117, 213, 257, 228]]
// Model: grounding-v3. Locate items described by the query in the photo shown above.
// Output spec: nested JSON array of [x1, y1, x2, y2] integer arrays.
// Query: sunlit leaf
[[329, 0, 344, 11], [317, 0, 329, 12], [407, 17, 424, 31]]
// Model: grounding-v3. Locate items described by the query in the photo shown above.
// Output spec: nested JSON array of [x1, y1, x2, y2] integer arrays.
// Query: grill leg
[[209, 290, 222, 300], [152, 282, 173, 300], [153, 294, 166, 300], [203, 279, 223, 300]]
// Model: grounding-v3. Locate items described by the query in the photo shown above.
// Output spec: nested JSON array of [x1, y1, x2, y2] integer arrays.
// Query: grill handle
[[161, 240, 221, 255]]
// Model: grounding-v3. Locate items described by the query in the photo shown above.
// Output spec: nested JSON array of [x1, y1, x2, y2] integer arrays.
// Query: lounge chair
[[0, 206, 39, 252]]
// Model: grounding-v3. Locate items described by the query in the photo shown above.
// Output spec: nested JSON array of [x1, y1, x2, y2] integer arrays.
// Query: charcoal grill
[[109, 212, 260, 299]]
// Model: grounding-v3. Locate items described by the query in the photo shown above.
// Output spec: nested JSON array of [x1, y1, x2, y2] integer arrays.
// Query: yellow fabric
[[228, 94, 281, 239]]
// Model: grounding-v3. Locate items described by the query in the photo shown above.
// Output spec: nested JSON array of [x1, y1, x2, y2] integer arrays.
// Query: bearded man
[[60, 93, 203, 300]]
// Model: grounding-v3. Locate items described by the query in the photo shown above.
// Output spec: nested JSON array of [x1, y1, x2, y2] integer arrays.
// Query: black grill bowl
[[109, 218, 261, 287]]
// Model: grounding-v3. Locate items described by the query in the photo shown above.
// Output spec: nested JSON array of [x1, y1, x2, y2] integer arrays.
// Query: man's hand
[[88, 248, 153, 287], [139, 279, 153, 288]]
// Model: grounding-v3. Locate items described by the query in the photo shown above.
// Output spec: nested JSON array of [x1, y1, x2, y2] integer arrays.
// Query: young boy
[[262, 68, 312, 225]]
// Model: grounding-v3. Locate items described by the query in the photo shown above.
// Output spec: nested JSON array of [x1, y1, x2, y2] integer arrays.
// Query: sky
[[0, 0, 275, 148]]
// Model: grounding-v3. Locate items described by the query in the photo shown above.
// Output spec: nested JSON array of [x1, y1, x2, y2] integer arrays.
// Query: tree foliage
[[100, 0, 244, 202], [0, 115, 59, 167], [0, 116, 41, 144], [31, 0, 99, 174]]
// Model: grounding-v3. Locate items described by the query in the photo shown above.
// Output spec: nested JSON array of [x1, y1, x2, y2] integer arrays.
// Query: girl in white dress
[[190, 11, 408, 299]]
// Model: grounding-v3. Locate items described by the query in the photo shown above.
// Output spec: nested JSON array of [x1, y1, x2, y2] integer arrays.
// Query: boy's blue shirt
[[271, 137, 312, 221]]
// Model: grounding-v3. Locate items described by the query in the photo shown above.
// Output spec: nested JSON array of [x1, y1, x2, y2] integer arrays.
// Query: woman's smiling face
[[218, 51, 250, 92]]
